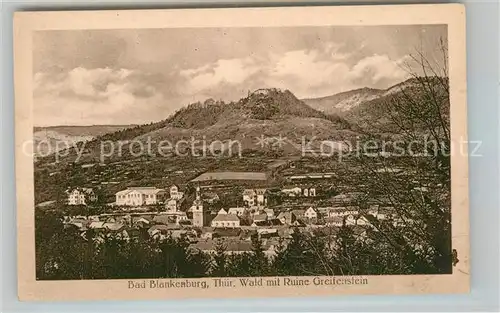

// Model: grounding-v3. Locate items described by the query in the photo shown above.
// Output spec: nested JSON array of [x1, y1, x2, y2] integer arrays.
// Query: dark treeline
[[35, 210, 452, 280]]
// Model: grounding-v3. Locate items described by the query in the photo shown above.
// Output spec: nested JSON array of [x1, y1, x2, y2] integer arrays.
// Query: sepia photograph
[[14, 4, 468, 300]]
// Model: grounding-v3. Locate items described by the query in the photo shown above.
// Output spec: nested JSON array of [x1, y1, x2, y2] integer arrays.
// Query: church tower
[[192, 186, 204, 227]]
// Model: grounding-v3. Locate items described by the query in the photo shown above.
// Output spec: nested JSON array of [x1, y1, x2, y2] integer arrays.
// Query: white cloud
[[176, 42, 411, 100], [34, 67, 166, 126], [180, 57, 262, 94], [267, 49, 353, 97], [350, 54, 410, 85], [34, 42, 412, 126]]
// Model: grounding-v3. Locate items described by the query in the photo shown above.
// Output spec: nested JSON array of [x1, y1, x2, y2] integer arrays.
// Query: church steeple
[[192, 186, 204, 227]]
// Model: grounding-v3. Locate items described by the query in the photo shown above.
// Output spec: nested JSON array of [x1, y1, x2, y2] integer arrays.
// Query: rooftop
[[191, 171, 267, 182], [212, 214, 240, 222], [116, 187, 165, 196]]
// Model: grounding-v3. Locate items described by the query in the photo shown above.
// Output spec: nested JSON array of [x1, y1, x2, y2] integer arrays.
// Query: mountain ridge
[[301, 87, 385, 114], [34, 78, 447, 163]]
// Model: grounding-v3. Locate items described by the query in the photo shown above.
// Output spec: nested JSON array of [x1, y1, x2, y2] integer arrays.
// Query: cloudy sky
[[33, 25, 447, 126]]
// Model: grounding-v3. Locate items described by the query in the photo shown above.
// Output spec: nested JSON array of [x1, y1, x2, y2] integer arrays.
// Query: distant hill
[[344, 77, 450, 134], [34, 125, 135, 137], [168, 88, 330, 129], [34, 78, 449, 164], [301, 78, 438, 116], [37, 89, 356, 164], [302, 87, 385, 114], [33, 125, 134, 157]]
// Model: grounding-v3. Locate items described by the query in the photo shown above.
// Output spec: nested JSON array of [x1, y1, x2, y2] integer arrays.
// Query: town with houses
[[60, 165, 404, 258], [31, 24, 452, 281]]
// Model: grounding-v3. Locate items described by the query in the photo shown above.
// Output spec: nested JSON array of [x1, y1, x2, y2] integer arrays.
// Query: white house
[[304, 207, 318, 219], [243, 189, 254, 206], [115, 187, 166, 206], [66, 188, 97, 205], [282, 187, 302, 197], [163, 211, 188, 225], [368, 206, 392, 220], [303, 187, 317, 197], [328, 207, 359, 218], [263, 208, 275, 218], [277, 212, 294, 225], [169, 185, 184, 200], [211, 213, 240, 228], [355, 215, 371, 226], [255, 189, 266, 205], [242, 188, 267, 207], [228, 207, 247, 217], [166, 198, 178, 212]]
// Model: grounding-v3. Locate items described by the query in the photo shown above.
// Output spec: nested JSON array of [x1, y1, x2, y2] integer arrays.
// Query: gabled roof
[[277, 212, 293, 219], [291, 219, 306, 226], [352, 226, 368, 236], [115, 189, 133, 196], [228, 207, 246, 215], [148, 225, 170, 234], [133, 217, 151, 225], [116, 187, 165, 196], [291, 209, 306, 217], [268, 218, 282, 226], [131, 214, 154, 222], [104, 222, 125, 231], [67, 187, 94, 194], [89, 221, 105, 229], [179, 220, 192, 226], [253, 213, 268, 221], [257, 228, 278, 234], [191, 172, 267, 182], [243, 189, 256, 196], [153, 215, 171, 224], [212, 214, 240, 222], [331, 194, 351, 201]]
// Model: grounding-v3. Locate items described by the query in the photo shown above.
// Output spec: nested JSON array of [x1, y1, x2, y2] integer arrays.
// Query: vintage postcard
[[14, 4, 468, 301]]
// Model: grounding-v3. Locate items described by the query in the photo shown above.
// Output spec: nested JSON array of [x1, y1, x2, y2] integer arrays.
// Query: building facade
[[211, 213, 241, 228], [169, 185, 184, 200], [66, 188, 97, 206], [242, 188, 267, 207], [115, 187, 166, 206]]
